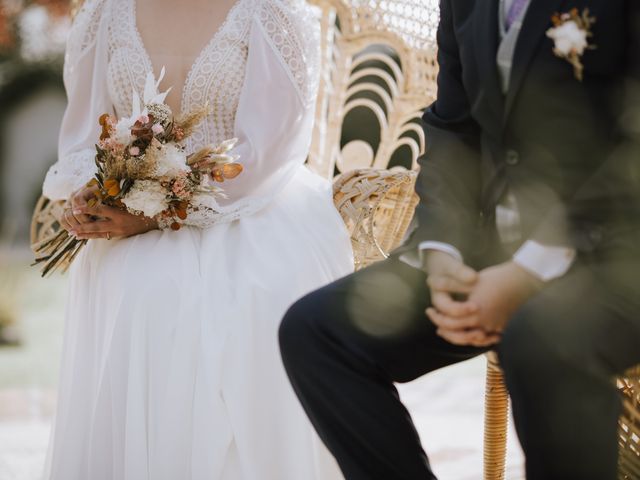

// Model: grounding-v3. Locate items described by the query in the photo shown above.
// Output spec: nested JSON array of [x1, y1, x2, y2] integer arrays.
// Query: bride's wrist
[[154, 213, 173, 230], [142, 215, 159, 231]]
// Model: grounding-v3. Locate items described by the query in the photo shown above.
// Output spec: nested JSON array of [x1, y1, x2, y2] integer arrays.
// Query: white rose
[[154, 143, 190, 177], [548, 21, 588, 55], [121, 180, 168, 218], [114, 117, 134, 146]]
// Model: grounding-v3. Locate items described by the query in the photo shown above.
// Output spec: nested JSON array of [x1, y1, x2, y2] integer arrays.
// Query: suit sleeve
[[531, 1, 640, 253], [410, 0, 483, 258]]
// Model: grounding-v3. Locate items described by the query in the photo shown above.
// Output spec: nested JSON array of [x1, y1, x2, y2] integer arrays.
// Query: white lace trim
[[180, 0, 255, 154], [106, 0, 153, 120], [42, 148, 97, 201], [258, 0, 320, 104]]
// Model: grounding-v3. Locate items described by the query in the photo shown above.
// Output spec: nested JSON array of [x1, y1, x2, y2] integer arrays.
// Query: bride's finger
[[74, 203, 119, 219], [73, 219, 114, 237], [76, 232, 114, 240], [71, 187, 98, 223], [60, 213, 73, 232], [70, 208, 92, 226], [62, 209, 82, 232]]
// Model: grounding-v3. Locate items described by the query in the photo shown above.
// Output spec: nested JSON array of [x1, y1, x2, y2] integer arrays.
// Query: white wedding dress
[[41, 0, 353, 478]]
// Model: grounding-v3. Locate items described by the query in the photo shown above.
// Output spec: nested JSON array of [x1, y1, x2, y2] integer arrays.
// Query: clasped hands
[[59, 185, 158, 240], [424, 251, 541, 347]]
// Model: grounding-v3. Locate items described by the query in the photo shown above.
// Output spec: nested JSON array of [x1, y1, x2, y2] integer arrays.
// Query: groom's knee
[[499, 312, 548, 378], [279, 290, 326, 369], [498, 297, 602, 385]]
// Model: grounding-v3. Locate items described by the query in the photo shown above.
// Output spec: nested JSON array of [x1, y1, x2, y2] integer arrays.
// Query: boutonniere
[[546, 8, 596, 81]]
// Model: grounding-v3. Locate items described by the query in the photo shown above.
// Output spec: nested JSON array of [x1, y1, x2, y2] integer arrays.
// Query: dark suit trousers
[[279, 253, 640, 480]]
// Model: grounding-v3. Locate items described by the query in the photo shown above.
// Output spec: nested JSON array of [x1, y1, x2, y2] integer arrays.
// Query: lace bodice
[[43, 0, 321, 228], [107, 0, 255, 154]]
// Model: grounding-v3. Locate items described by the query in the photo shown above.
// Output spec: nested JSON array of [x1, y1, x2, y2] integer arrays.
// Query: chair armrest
[[31, 196, 66, 254], [333, 168, 418, 269]]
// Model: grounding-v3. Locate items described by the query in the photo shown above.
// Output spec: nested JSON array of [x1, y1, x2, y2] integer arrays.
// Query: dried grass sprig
[[174, 103, 211, 138]]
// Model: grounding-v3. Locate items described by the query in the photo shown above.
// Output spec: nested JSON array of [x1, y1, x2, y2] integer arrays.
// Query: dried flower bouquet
[[34, 68, 243, 276]]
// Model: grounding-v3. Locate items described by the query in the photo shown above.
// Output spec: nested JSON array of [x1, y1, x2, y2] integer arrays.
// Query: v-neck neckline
[[131, 0, 244, 114]]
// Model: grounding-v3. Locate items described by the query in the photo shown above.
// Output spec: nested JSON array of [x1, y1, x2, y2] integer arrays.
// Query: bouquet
[[34, 68, 243, 276]]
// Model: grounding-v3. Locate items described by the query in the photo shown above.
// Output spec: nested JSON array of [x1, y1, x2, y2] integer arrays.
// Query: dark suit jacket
[[404, 0, 640, 267]]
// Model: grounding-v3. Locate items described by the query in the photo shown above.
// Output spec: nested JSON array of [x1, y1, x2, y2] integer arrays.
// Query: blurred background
[[0, 1, 524, 478], [0, 2, 69, 478]]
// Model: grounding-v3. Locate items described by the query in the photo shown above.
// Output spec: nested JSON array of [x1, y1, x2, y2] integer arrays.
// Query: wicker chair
[[618, 367, 640, 478], [31, 0, 640, 478], [306, 0, 438, 264]]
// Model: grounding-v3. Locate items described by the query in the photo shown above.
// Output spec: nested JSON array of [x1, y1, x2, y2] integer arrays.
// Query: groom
[[280, 0, 640, 479]]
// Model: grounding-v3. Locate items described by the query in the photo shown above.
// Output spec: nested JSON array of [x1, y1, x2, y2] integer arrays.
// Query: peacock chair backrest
[[305, 0, 439, 266], [306, 0, 439, 179]]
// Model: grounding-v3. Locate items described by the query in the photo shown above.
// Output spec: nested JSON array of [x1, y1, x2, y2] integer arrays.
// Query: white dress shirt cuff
[[418, 241, 464, 262], [513, 240, 576, 282], [398, 242, 463, 270]]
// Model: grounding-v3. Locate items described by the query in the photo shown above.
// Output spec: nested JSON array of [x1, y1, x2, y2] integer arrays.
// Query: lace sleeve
[[63, 0, 106, 79], [257, 0, 320, 105], [172, 0, 322, 229], [42, 0, 111, 201]]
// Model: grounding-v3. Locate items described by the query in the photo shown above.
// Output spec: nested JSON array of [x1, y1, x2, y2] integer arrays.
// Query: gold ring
[[106, 232, 111, 240]]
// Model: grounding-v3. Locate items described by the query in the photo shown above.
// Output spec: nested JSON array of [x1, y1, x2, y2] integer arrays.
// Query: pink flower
[[171, 174, 192, 200], [152, 123, 164, 134], [129, 146, 140, 156], [137, 114, 150, 124]]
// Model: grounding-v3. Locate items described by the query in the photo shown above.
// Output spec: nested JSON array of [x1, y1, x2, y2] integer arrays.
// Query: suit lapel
[[473, 0, 504, 137], [504, 0, 566, 119]]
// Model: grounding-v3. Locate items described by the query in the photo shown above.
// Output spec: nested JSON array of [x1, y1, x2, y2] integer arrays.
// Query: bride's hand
[[60, 185, 99, 233], [71, 204, 158, 240]]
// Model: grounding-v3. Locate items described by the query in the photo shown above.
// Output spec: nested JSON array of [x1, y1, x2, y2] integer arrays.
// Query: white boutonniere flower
[[546, 8, 596, 81]]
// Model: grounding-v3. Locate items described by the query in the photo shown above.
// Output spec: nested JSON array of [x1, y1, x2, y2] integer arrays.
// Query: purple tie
[[506, 0, 528, 30]]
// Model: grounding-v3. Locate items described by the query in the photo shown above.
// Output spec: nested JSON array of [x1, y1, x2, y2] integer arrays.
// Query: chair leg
[[484, 351, 509, 480]]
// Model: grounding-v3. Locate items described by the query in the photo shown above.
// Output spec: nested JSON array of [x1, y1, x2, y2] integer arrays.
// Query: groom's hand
[[422, 251, 498, 347], [428, 261, 542, 347], [465, 261, 542, 335]]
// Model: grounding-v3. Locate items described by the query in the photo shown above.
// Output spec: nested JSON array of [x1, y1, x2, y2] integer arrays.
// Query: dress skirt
[[43, 167, 353, 480]]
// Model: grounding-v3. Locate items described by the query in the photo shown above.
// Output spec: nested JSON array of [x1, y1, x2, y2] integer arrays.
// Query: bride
[[41, 0, 353, 478]]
